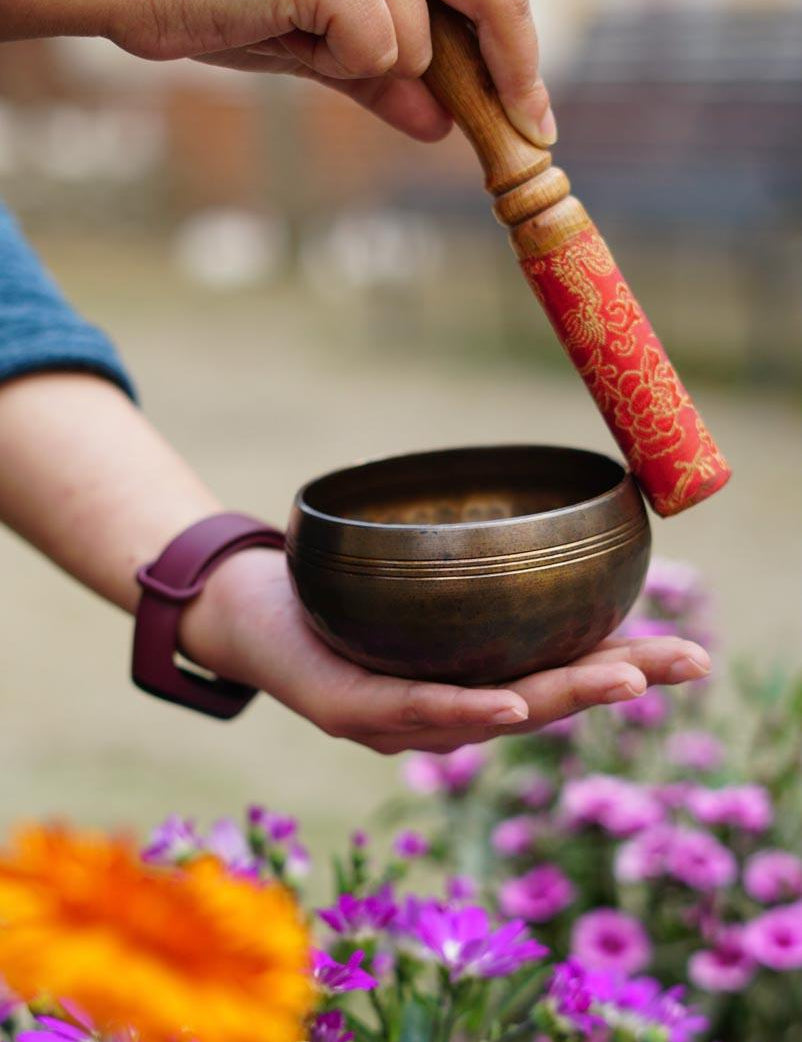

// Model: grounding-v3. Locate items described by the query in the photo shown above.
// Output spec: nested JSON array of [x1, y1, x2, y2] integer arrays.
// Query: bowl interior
[[300, 446, 626, 527]]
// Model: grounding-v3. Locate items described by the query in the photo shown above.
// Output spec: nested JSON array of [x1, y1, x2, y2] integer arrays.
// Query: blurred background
[[0, 0, 800, 859]]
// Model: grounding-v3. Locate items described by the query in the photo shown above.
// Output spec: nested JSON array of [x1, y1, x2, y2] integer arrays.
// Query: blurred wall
[[0, 0, 800, 385]]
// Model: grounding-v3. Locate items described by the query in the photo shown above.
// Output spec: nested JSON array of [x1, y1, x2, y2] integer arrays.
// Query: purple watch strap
[[132, 512, 285, 720]]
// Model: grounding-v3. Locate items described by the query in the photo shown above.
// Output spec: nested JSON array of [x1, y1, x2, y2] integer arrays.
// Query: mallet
[[424, 1, 731, 517]]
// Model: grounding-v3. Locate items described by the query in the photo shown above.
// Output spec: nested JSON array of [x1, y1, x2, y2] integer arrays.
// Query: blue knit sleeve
[[0, 202, 136, 400]]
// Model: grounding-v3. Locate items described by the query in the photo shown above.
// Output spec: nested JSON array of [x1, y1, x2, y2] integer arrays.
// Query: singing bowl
[[286, 445, 651, 686]]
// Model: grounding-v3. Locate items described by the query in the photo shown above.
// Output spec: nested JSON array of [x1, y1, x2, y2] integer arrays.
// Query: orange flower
[[0, 825, 313, 1042]]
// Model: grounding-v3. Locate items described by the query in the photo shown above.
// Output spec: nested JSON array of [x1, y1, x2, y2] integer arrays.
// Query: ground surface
[[1, 232, 800, 864]]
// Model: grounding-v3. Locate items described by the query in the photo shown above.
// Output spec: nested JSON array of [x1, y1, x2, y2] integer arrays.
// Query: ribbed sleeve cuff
[[0, 329, 138, 402]]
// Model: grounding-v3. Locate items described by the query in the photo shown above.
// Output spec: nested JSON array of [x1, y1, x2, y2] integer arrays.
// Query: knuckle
[[400, 682, 434, 726], [509, 0, 534, 25], [367, 737, 400, 756], [445, 688, 475, 727], [317, 711, 348, 740], [347, 43, 398, 77], [403, 685, 472, 728], [396, 42, 432, 78], [506, 70, 547, 99], [563, 670, 589, 714]]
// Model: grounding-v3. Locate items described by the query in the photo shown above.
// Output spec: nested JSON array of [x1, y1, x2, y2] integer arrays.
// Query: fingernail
[[667, 655, 711, 684], [604, 683, 641, 703], [538, 105, 558, 146], [507, 102, 557, 149], [491, 704, 529, 725]]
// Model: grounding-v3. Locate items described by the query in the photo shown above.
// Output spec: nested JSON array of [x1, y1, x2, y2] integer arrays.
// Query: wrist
[[177, 547, 285, 688]]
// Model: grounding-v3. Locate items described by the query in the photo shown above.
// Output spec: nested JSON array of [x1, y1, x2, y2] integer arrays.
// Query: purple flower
[[446, 874, 478, 902], [309, 1011, 353, 1042], [0, 978, 19, 1023], [689, 926, 756, 993], [141, 814, 202, 864], [744, 903, 802, 971], [561, 774, 664, 838], [491, 815, 541, 857], [248, 805, 298, 843], [571, 909, 651, 976], [653, 782, 696, 810], [644, 557, 708, 619], [285, 842, 311, 882], [518, 770, 555, 809], [666, 730, 725, 773], [407, 900, 547, 980], [318, 887, 398, 937], [544, 959, 602, 1035], [686, 784, 773, 833], [539, 715, 580, 740], [206, 817, 257, 873], [499, 864, 574, 923], [312, 949, 379, 993], [402, 746, 486, 796], [350, 830, 369, 849], [613, 688, 670, 728], [18, 1014, 93, 1042], [601, 976, 708, 1042], [616, 824, 678, 884], [619, 819, 738, 893], [744, 850, 802, 904], [17, 1002, 108, 1042], [617, 616, 680, 640], [393, 830, 429, 859], [545, 960, 707, 1042], [372, 950, 395, 979], [665, 827, 738, 891]]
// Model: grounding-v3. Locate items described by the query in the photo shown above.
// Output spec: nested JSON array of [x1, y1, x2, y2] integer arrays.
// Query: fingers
[[574, 637, 711, 685], [334, 77, 452, 141], [508, 660, 648, 728], [357, 665, 647, 752], [447, 0, 556, 147], [317, 673, 530, 739], [384, 0, 433, 77], [308, 638, 709, 747], [274, 0, 431, 79], [280, 0, 399, 79], [329, 658, 647, 748], [356, 637, 714, 754]]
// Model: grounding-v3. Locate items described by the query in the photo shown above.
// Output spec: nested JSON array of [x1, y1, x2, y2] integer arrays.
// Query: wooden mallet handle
[[424, 1, 731, 517]]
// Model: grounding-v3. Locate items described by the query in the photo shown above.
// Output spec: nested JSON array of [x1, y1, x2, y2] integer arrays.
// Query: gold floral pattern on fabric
[[522, 227, 730, 517]]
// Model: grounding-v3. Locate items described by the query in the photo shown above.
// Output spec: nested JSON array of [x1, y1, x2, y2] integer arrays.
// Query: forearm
[[0, 373, 221, 614], [0, 0, 108, 41]]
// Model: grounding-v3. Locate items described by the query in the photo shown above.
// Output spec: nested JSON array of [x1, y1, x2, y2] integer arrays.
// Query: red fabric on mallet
[[132, 513, 285, 719], [521, 226, 731, 517]]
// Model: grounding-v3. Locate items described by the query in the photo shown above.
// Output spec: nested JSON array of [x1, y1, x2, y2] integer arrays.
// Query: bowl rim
[[292, 444, 637, 533]]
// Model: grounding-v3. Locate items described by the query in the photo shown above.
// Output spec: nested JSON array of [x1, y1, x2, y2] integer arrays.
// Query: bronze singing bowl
[[286, 446, 651, 686]]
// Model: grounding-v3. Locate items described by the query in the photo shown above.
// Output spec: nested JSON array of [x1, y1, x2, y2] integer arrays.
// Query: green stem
[[436, 990, 460, 1042], [494, 1017, 540, 1042], [368, 990, 391, 1040]]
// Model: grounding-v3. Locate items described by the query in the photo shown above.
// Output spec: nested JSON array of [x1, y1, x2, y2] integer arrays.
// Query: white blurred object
[[26, 104, 163, 182], [301, 209, 443, 296], [172, 209, 287, 289]]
